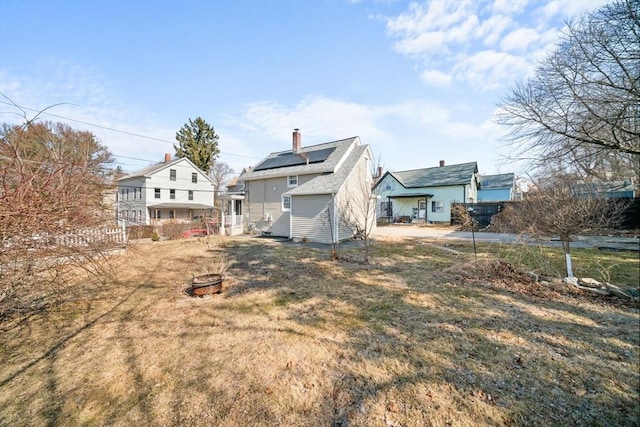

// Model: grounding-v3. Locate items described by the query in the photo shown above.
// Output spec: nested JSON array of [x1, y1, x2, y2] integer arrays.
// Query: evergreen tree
[[174, 117, 220, 174]]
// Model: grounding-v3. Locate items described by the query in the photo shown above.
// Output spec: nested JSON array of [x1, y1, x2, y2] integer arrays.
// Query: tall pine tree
[[174, 117, 220, 174]]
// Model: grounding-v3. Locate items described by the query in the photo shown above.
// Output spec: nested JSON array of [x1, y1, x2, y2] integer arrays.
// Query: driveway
[[372, 224, 640, 251]]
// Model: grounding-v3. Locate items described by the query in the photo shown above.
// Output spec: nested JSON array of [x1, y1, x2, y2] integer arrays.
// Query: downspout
[[289, 196, 293, 240], [331, 194, 340, 243]]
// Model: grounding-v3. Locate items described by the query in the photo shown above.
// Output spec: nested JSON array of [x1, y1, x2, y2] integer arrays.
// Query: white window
[[287, 175, 298, 187], [170, 169, 176, 181], [431, 201, 444, 213], [282, 195, 291, 211], [188, 190, 194, 200], [170, 189, 176, 200], [192, 172, 197, 183]]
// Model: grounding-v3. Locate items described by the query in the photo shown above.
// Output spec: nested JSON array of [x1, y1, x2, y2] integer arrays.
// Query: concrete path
[[372, 224, 640, 251]]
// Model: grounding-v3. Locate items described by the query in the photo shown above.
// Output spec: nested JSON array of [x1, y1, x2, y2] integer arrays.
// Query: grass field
[[1, 236, 638, 426]]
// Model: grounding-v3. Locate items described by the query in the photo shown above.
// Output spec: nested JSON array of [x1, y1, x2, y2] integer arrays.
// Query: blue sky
[[0, 0, 606, 177]]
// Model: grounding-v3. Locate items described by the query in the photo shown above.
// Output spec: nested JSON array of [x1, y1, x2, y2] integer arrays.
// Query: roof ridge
[[268, 136, 358, 155]]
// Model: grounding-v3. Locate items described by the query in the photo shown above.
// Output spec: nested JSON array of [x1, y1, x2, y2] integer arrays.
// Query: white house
[[238, 129, 375, 243], [374, 161, 479, 224], [116, 154, 215, 225]]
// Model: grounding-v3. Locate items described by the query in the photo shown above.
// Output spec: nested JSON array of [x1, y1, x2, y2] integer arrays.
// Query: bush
[[128, 225, 155, 239]]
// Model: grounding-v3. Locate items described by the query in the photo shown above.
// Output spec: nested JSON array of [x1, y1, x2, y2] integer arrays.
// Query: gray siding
[[291, 195, 333, 244], [335, 153, 376, 241], [245, 174, 322, 237]]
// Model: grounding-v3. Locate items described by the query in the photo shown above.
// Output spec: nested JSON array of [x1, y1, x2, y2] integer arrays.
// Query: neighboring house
[[116, 154, 215, 225], [374, 161, 479, 223], [218, 173, 248, 236], [238, 129, 375, 243], [477, 173, 515, 201], [571, 180, 636, 199]]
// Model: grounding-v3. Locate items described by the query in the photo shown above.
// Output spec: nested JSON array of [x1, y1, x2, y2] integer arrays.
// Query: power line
[[0, 100, 260, 160]]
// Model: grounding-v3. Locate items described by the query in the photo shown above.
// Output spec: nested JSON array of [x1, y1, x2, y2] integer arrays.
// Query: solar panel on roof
[[253, 147, 335, 171]]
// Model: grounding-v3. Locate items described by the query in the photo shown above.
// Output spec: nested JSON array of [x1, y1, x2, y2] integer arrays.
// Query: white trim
[[287, 175, 298, 188], [282, 194, 291, 211]]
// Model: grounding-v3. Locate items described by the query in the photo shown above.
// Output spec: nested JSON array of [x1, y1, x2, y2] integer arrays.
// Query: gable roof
[[286, 145, 371, 196], [117, 157, 213, 183], [377, 162, 478, 189], [240, 137, 360, 181], [479, 173, 514, 189]]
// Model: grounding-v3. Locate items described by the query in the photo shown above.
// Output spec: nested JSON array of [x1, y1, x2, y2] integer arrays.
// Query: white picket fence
[[54, 227, 127, 248]]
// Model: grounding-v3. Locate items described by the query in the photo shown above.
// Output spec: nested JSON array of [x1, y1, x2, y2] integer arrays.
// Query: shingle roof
[[286, 145, 369, 196], [116, 157, 213, 184], [240, 137, 359, 181], [479, 173, 514, 189], [117, 160, 178, 181], [385, 162, 478, 188]]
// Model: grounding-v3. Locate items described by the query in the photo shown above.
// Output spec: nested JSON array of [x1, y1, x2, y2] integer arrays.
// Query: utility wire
[[0, 100, 260, 160]]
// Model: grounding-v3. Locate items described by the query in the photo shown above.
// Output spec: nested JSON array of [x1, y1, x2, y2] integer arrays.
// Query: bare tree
[[497, 0, 640, 181], [336, 165, 379, 264], [210, 161, 234, 206], [0, 118, 118, 320], [496, 173, 628, 278]]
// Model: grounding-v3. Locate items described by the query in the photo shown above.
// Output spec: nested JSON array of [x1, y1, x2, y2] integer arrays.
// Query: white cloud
[[500, 27, 540, 52], [383, 0, 607, 91], [453, 50, 531, 90], [541, 0, 608, 20], [476, 14, 513, 47], [490, 0, 529, 15], [420, 70, 453, 87], [393, 31, 447, 56]]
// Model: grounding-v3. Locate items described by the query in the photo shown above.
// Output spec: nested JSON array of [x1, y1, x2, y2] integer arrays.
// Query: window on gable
[[170, 189, 176, 200], [192, 172, 198, 183], [282, 195, 291, 211], [188, 190, 194, 200], [288, 175, 298, 187], [154, 188, 161, 199], [170, 169, 176, 181], [431, 201, 444, 213]]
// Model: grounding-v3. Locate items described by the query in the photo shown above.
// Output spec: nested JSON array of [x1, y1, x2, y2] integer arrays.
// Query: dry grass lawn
[[1, 235, 638, 426]]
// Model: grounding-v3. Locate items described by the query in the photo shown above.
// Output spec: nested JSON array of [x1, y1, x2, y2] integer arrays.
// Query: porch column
[[425, 196, 428, 224]]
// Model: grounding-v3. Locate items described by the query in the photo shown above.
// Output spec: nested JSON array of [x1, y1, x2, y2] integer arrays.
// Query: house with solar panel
[[236, 129, 375, 243], [374, 161, 479, 224]]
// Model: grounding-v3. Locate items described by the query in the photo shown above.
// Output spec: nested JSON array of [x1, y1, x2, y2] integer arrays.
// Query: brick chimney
[[165, 153, 172, 162], [293, 128, 301, 153], [439, 160, 445, 167]]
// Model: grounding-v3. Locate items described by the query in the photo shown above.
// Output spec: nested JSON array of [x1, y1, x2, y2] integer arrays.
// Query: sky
[[0, 0, 607, 178]]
